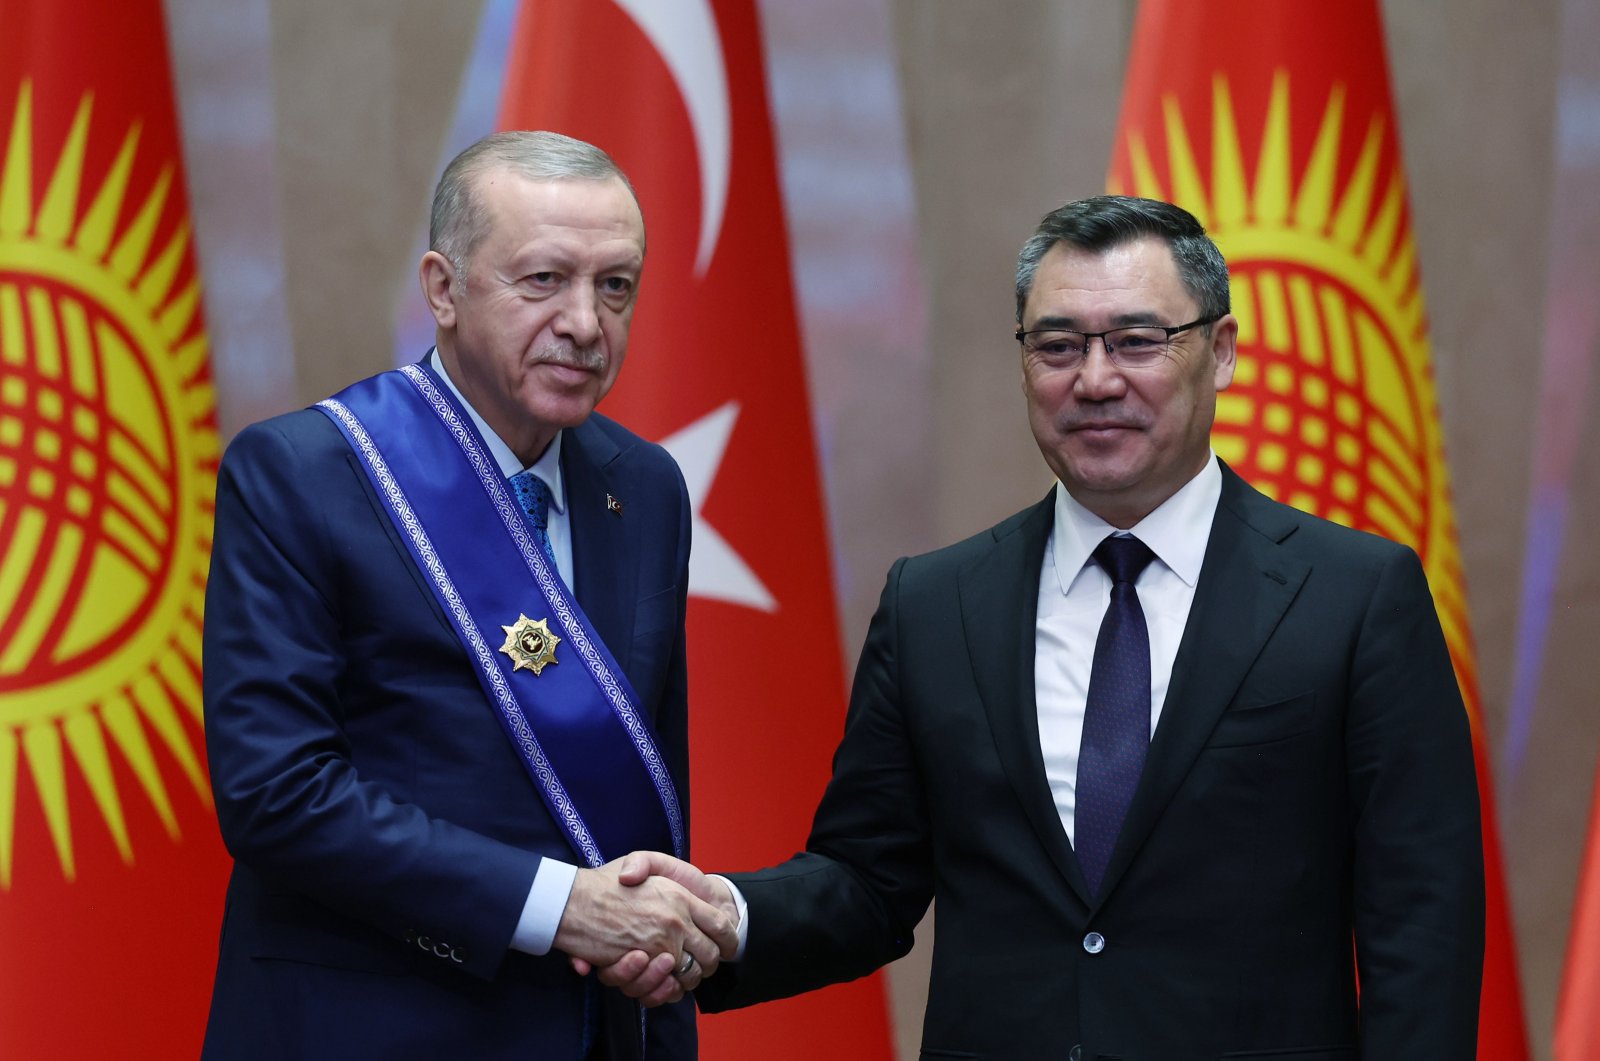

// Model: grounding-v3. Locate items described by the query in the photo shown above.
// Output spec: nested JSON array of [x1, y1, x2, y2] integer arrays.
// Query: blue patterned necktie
[[1075, 534, 1157, 897], [509, 470, 558, 568]]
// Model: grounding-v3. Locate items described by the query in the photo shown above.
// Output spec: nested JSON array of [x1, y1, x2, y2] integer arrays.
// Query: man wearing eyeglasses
[[601, 195, 1486, 1059]]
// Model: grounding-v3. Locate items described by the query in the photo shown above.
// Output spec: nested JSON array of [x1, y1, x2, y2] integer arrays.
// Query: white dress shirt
[[1035, 454, 1222, 845], [430, 351, 577, 955]]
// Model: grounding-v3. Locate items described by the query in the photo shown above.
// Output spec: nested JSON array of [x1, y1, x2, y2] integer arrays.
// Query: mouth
[[539, 360, 596, 378], [1068, 422, 1140, 438]]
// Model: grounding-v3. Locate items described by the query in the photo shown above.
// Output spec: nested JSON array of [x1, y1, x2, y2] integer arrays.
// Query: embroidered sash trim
[[317, 365, 684, 866]]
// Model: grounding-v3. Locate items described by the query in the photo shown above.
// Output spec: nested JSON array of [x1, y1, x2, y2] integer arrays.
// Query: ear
[[420, 251, 459, 330], [1210, 314, 1239, 391]]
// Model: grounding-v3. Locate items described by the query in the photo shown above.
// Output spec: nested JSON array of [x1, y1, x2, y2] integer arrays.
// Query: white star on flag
[[658, 401, 777, 612]]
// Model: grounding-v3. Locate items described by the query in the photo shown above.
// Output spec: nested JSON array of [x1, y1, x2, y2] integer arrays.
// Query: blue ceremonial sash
[[316, 364, 685, 868]]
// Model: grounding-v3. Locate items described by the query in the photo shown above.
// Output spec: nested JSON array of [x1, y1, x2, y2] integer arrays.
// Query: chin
[[530, 397, 601, 431]]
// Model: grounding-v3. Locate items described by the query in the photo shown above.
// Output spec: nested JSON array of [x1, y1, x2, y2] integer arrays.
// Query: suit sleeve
[[697, 558, 930, 1011], [203, 418, 541, 980], [1346, 545, 1485, 1055]]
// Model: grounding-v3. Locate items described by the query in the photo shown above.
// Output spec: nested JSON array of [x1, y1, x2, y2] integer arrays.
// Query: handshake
[[552, 850, 739, 1007]]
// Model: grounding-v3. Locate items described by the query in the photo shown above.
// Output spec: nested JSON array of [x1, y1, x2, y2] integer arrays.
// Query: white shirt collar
[[1049, 453, 1222, 595], [428, 349, 565, 513]]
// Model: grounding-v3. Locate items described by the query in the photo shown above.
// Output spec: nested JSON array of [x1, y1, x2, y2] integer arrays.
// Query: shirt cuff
[[710, 874, 750, 961], [509, 858, 578, 955]]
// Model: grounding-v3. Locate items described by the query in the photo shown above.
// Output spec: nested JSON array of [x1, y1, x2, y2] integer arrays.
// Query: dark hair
[[1014, 195, 1229, 324]]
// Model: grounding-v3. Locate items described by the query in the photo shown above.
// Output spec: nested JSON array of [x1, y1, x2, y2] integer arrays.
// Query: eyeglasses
[[1014, 315, 1220, 369]]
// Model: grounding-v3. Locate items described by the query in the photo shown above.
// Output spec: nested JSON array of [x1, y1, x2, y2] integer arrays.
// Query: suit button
[[433, 941, 452, 959], [1083, 931, 1105, 954], [450, 946, 467, 964], [1069, 1047, 1082, 1061], [417, 934, 433, 952]]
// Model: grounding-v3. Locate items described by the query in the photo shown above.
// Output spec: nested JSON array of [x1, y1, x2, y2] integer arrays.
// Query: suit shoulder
[[1225, 472, 1419, 569], [223, 406, 342, 454], [895, 495, 1051, 579], [580, 412, 686, 490], [220, 407, 348, 473]]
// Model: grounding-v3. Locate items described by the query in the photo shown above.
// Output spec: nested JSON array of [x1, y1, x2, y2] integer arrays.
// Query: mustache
[[1061, 405, 1150, 431], [536, 341, 606, 372]]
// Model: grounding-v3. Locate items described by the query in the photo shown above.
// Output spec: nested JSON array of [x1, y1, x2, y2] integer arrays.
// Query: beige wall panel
[[271, 0, 483, 404]]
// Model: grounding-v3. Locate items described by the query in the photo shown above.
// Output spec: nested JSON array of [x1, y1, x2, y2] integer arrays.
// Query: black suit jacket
[[699, 464, 1484, 1061], [202, 394, 694, 1061]]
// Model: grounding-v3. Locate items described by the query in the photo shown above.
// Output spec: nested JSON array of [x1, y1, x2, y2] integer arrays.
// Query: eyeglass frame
[[1013, 314, 1223, 368]]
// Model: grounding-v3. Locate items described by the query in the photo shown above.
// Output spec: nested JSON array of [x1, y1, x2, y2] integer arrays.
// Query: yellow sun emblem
[[499, 614, 562, 676], [1110, 70, 1480, 732], [0, 81, 219, 887]]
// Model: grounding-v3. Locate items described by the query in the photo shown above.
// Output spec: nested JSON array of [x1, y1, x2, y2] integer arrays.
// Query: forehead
[[473, 170, 646, 254], [1024, 237, 1193, 324]]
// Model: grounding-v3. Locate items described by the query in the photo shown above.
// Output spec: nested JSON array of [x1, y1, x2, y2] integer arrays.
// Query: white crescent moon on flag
[[610, 0, 730, 276]]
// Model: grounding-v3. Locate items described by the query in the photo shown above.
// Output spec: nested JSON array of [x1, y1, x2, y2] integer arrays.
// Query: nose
[[1073, 340, 1127, 399], [554, 283, 602, 347]]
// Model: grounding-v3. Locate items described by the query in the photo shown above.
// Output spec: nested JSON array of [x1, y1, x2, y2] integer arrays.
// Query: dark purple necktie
[[1075, 534, 1156, 897], [509, 470, 558, 567]]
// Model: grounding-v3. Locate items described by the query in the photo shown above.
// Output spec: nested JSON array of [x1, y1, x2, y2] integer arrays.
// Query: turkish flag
[[1107, 2, 1527, 1056], [0, 0, 231, 1055], [499, 2, 896, 1057]]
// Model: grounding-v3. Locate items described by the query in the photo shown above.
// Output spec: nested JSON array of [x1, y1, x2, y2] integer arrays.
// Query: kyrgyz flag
[[498, 1, 895, 1057], [1556, 760, 1600, 1060], [1107, 2, 1526, 1056], [0, 0, 230, 1055]]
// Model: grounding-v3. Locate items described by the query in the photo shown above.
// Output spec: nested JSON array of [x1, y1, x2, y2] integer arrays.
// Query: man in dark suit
[[201, 131, 734, 1060], [604, 196, 1485, 1059]]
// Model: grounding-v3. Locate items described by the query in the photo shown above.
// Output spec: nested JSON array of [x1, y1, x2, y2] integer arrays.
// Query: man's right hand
[[553, 854, 737, 1006]]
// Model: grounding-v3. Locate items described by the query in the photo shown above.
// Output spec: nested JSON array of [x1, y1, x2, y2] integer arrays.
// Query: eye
[[599, 275, 635, 301], [1029, 332, 1085, 358]]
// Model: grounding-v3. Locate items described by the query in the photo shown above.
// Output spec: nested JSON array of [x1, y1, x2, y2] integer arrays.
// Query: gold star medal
[[498, 614, 561, 675]]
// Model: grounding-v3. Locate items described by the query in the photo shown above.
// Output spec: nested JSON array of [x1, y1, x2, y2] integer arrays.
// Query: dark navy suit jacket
[[201, 377, 693, 1060], [699, 464, 1484, 1061]]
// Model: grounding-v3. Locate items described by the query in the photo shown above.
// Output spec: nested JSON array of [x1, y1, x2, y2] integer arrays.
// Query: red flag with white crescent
[[0, 0, 231, 1055], [498, 1, 896, 1057], [1106, 2, 1527, 1055]]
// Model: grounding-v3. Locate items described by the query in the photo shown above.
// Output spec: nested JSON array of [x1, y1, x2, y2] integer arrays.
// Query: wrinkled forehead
[[474, 169, 646, 242]]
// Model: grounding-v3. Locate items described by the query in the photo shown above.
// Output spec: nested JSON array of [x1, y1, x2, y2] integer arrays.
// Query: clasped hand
[[554, 852, 737, 1007]]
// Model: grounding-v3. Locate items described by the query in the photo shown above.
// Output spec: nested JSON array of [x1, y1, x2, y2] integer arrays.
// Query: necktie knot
[[1093, 535, 1155, 586]]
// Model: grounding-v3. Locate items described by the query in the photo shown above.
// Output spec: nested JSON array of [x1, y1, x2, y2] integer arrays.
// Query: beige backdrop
[[179, 2, 1600, 1057]]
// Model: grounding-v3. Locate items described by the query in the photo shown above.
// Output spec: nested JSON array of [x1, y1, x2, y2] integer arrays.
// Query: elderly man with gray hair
[[201, 131, 733, 1061]]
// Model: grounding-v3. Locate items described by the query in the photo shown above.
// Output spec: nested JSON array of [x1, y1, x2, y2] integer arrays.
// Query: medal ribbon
[[317, 364, 685, 867]]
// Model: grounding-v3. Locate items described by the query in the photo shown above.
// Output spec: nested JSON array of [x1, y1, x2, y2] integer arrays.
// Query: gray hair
[[429, 130, 640, 277], [1014, 195, 1230, 324]]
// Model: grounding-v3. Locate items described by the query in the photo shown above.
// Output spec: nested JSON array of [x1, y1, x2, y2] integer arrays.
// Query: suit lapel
[[562, 420, 636, 672], [1094, 466, 1309, 902], [959, 492, 1092, 903]]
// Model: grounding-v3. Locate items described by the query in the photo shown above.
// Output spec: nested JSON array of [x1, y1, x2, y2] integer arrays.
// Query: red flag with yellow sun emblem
[[1107, 2, 1526, 1055], [0, 0, 231, 1054]]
